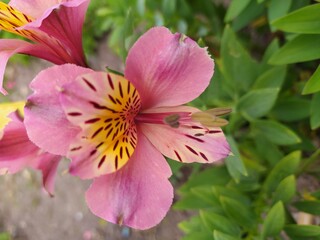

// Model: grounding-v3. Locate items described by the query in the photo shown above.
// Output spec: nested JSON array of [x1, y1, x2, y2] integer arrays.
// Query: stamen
[[191, 107, 231, 127], [164, 114, 180, 128]]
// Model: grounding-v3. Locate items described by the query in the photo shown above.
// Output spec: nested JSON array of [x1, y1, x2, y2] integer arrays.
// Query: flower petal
[[0, 111, 61, 195], [23, 0, 89, 66], [139, 106, 230, 163], [60, 72, 141, 178], [9, 0, 60, 18], [85, 132, 173, 230], [125, 26, 214, 110], [24, 64, 92, 155]]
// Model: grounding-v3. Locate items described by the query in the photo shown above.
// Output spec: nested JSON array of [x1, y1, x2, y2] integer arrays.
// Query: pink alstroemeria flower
[[0, 110, 61, 196], [0, 0, 89, 94], [24, 27, 231, 229]]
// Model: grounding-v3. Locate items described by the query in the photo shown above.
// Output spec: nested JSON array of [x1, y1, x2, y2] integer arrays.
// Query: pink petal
[[23, 0, 89, 66], [125, 26, 214, 110], [139, 106, 230, 163], [60, 72, 141, 179], [24, 64, 93, 155], [0, 38, 75, 95], [86, 132, 173, 230], [0, 111, 61, 195], [9, 0, 61, 18], [36, 152, 61, 196]]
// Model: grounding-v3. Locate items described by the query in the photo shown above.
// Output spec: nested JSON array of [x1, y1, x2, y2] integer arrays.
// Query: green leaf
[[260, 39, 280, 73], [225, 136, 247, 182], [220, 26, 258, 94], [255, 134, 284, 166], [254, 66, 287, 89], [181, 231, 213, 240], [252, 120, 301, 145], [285, 224, 320, 237], [269, 35, 320, 64], [268, 0, 292, 31], [179, 216, 203, 234], [220, 196, 255, 229], [272, 4, 320, 34], [303, 64, 320, 94], [273, 175, 296, 203], [224, 0, 251, 22], [200, 210, 241, 236], [294, 200, 320, 215], [173, 193, 212, 210], [263, 151, 301, 194], [261, 201, 285, 238], [232, 0, 264, 31], [271, 97, 310, 122], [213, 231, 241, 240], [191, 187, 220, 206], [311, 93, 320, 130], [179, 166, 230, 193], [237, 88, 280, 119]]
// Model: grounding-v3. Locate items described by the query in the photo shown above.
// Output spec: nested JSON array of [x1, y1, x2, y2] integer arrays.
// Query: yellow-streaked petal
[[0, 2, 33, 37]]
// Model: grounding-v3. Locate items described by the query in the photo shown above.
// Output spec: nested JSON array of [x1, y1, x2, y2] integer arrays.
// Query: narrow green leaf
[[191, 187, 220, 206], [294, 200, 320, 215], [220, 196, 255, 229], [224, 0, 251, 22], [254, 66, 286, 89], [268, 0, 292, 31], [237, 88, 280, 119], [303, 64, 320, 94], [255, 134, 284, 166], [232, 1, 264, 31], [221, 26, 258, 93], [285, 224, 320, 237], [200, 211, 241, 236], [252, 120, 301, 145], [225, 136, 247, 182], [181, 231, 213, 240], [273, 175, 296, 203], [179, 216, 203, 234], [269, 35, 320, 64], [179, 166, 230, 193], [214, 231, 241, 240], [271, 97, 310, 122], [260, 39, 280, 72], [262, 201, 285, 238], [311, 93, 320, 129], [272, 4, 320, 34], [264, 151, 301, 194], [173, 194, 212, 210]]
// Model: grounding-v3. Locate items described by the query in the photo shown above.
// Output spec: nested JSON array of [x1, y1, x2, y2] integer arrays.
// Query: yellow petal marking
[[0, 2, 33, 37], [0, 101, 25, 131], [68, 73, 141, 174]]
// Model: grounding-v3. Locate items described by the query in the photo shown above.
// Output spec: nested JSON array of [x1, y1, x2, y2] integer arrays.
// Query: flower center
[[0, 2, 33, 37]]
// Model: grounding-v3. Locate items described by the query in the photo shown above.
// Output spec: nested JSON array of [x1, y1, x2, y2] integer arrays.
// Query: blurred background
[[1, 0, 320, 239]]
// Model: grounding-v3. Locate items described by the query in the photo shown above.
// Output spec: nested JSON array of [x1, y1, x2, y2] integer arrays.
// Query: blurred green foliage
[[92, 0, 320, 238]]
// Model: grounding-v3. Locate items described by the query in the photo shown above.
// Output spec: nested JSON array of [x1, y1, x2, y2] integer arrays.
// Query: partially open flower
[[0, 102, 61, 196], [24, 27, 231, 229], [0, 0, 89, 94]]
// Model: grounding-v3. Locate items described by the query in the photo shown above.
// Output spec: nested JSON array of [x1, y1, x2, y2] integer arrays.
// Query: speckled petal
[[125, 27, 214, 109], [24, 64, 93, 155], [60, 72, 141, 178], [139, 106, 230, 164]]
